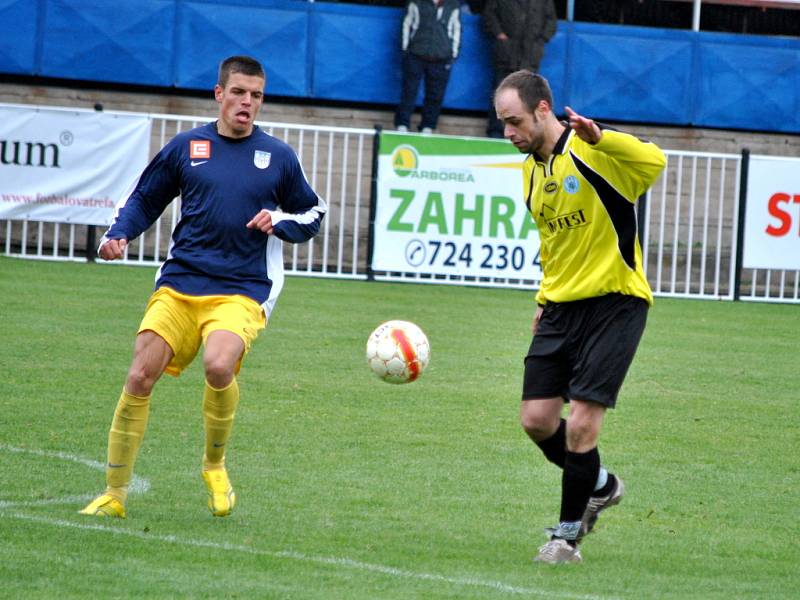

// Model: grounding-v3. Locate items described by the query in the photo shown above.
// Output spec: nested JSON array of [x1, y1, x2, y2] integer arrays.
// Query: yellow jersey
[[523, 126, 666, 306]]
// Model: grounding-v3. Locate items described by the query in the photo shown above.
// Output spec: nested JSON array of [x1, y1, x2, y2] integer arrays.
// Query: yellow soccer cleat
[[79, 494, 126, 518], [202, 469, 236, 517]]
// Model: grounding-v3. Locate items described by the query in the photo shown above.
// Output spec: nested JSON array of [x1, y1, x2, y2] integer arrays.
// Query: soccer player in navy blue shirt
[[80, 56, 326, 519]]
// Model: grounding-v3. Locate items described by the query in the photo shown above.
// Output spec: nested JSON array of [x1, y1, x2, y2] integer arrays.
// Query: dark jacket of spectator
[[483, 0, 557, 70], [403, 0, 462, 61]]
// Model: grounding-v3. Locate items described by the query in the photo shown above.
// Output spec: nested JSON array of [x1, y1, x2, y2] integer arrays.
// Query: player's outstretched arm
[[565, 105, 666, 196], [98, 238, 128, 261], [565, 106, 602, 144]]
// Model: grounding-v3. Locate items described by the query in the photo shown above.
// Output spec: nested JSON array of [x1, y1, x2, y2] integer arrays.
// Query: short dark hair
[[495, 70, 553, 113], [218, 56, 265, 88]]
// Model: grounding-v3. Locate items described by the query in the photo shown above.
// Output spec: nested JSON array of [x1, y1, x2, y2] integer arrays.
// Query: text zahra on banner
[[373, 132, 541, 281]]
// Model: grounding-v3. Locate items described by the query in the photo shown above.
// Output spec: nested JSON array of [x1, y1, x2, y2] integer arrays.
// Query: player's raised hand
[[99, 238, 127, 261], [246, 209, 274, 234], [565, 106, 602, 144]]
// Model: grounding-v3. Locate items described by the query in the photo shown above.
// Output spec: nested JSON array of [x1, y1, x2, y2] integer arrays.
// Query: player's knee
[[204, 357, 235, 389], [565, 416, 599, 451], [520, 410, 557, 441], [125, 367, 157, 396]]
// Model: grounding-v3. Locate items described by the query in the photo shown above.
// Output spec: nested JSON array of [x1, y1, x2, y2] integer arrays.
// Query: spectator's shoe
[[396, 125, 408, 132], [534, 538, 582, 564], [421, 127, 433, 135], [79, 494, 126, 518], [580, 475, 625, 539], [202, 468, 236, 517]]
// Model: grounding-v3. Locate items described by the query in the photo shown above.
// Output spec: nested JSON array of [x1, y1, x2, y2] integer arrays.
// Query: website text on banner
[[0, 105, 151, 226], [373, 133, 541, 281], [743, 155, 800, 271]]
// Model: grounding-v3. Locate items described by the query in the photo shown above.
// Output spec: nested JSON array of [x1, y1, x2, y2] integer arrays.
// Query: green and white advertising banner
[[373, 132, 542, 280]]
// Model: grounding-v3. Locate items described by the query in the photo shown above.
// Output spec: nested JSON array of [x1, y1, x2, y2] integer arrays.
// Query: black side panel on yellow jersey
[[569, 150, 637, 270]]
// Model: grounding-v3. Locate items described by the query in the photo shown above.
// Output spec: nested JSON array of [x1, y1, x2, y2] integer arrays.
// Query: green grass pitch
[[0, 256, 797, 599]]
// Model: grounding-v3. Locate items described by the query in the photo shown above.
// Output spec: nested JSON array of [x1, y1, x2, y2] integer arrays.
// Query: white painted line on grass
[[0, 511, 616, 600], [0, 494, 94, 509], [0, 443, 149, 510], [1, 444, 616, 600]]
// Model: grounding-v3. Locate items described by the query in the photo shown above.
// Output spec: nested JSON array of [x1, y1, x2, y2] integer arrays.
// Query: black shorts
[[522, 293, 648, 408]]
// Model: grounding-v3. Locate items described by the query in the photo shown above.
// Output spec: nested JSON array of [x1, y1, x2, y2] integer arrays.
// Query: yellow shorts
[[138, 287, 266, 377]]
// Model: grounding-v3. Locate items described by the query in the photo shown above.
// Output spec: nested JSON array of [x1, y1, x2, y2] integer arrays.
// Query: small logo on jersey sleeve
[[254, 150, 271, 169], [190, 140, 211, 159], [563, 175, 580, 194]]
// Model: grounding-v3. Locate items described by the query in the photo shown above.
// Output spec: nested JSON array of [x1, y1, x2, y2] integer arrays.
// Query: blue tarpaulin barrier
[[1, 0, 798, 133]]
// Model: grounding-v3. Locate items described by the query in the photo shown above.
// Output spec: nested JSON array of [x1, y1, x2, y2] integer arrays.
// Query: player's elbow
[[654, 149, 667, 170]]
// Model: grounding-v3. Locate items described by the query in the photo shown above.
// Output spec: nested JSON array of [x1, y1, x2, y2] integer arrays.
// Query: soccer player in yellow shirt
[[494, 70, 666, 564]]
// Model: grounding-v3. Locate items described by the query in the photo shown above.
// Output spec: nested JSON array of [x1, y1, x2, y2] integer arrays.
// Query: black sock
[[592, 473, 616, 498], [560, 447, 601, 524], [534, 418, 566, 468]]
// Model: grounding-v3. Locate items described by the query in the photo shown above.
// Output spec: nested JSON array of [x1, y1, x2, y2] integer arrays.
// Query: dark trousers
[[394, 53, 452, 131], [487, 65, 515, 138]]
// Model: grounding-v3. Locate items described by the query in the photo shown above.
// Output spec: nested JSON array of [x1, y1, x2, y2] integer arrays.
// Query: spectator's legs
[[395, 53, 425, 129], [419, 60, 452, 132], [487, 66, 514, 138]]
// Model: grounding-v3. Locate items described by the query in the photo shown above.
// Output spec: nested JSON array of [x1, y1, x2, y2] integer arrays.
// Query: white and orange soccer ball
[[366, 320, 430, 384]]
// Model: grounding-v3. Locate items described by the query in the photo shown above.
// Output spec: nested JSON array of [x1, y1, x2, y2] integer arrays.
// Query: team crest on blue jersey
[[564, 175, 580, 194], [253, 150, 271, 169]]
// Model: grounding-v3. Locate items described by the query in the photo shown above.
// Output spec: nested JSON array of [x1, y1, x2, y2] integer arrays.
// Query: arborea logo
[[392, 144, 419, 177]]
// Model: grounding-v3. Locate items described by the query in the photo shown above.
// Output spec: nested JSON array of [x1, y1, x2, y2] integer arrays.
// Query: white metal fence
[[642, 150, 799, 303], [3, 114, 376, 280], [643, 150, 741, 300], [2, 111, 798, 304]]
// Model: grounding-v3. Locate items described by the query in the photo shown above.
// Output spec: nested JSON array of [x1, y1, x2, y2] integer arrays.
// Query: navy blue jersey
[[102, 122, 326, 315]]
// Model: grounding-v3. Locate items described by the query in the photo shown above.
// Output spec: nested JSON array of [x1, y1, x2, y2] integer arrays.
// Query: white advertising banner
[[0, 104, 151, 226], [373, 132, 541, 280], [743, 155, 800, 271]]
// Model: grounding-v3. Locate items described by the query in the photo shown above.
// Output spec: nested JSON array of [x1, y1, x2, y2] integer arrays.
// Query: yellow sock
[[203, 378, 239, 471], [105, 388, 150, 504]]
